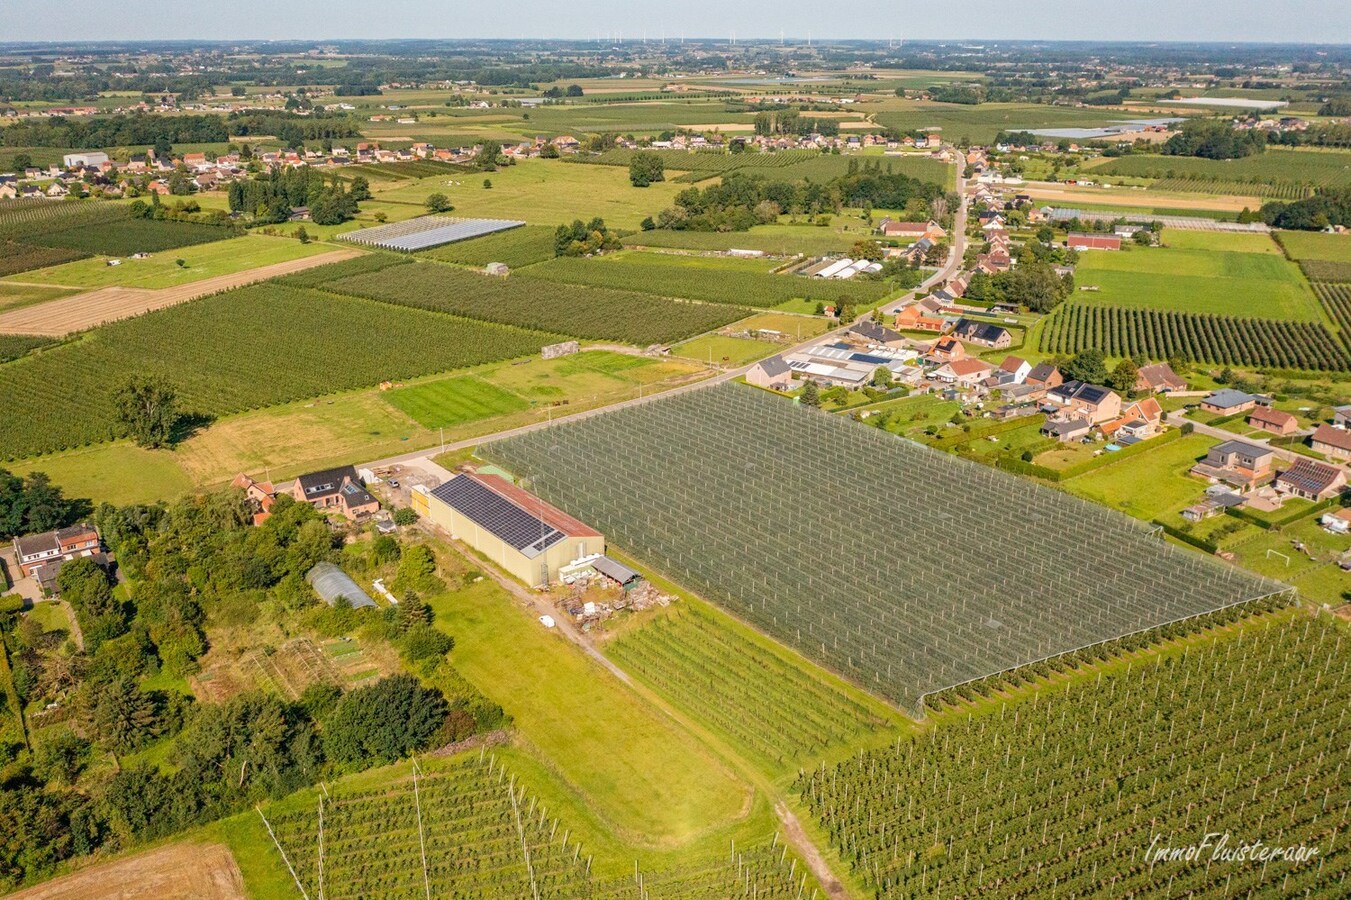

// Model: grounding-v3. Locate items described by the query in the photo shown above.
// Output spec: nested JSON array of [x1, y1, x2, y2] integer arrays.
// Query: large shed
[[413, 472, 604, 588], [306, 562, 377, 609]]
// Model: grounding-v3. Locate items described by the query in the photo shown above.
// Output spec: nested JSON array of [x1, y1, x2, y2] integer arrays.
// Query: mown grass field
[[671, 333, 778, 366], [1278, 230, 1351, 264], [370, 157, 685, 230], [0, 283, 77, 312], [1060, 432, 1217, 520], [1, 234, 332, 290], [623, 223, 855, 256], [518, 250, 890, 308], [383, 375, 530, 429], [425, 552, 751, 844], [7, 351, 708, 505], [1071, 236, 1320, 321]]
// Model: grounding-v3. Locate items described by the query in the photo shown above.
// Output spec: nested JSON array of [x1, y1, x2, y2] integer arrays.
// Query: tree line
[[0, 486, 505, 890]]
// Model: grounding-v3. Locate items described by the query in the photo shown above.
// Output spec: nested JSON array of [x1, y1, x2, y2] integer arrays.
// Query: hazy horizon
[[5, 0, 1350, 46]]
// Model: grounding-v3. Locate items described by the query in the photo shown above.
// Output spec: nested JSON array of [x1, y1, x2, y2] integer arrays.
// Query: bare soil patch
[[10, 842, 245, 900], [0, 248, 360, 336]]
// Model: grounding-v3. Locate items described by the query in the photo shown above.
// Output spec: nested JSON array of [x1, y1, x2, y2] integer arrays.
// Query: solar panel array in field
[[341, 216, 525, 252]]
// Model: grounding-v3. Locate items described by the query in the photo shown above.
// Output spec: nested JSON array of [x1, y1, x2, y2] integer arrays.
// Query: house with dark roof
[[847, 320, 906, 349], [952, 318, 1012, 349], [289, 465, 379, 520], [1026, 363, 1063, 388], [1311, 423, 1351, 461], [1274, 458, 1346, 501], [13, 523, 103, 580], [746, 355, 793, 391], [1201, 389, 1267, 416], [1040, 417, 1092, 443], [1045, 381, 1122, 424], [413, 472, 604, 587], [1191, 440, 1276, 490]]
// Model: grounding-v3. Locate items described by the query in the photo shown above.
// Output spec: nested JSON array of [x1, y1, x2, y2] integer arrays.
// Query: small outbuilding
[[306, 562, 378, 609]]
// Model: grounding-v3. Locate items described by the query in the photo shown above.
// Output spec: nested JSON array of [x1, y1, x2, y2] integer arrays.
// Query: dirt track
[[10, 843, 245, 900], [0, 248, 361, 336]]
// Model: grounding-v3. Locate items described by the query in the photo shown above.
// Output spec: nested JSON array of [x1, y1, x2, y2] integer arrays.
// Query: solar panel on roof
[[431, 476, 564, 557]]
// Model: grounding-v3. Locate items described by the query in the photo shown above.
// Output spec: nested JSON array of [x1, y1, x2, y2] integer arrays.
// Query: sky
[[3, 0, 1350, 45]]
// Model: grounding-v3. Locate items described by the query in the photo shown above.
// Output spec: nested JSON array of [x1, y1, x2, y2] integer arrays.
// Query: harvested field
[[0, 248, 362, 336], [9, 842, 244, 900]]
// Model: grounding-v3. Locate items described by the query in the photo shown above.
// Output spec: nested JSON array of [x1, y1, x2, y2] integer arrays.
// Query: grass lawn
[[9, 442, 195, 506], [3, 350, 709, 506], [733, 311, 831, 339], [383, 375, 530, 429], [426, 554, 750, 845], [672, 334, 777, 367], [873, 394, 963, 438], [1062, 433, 1217, 520], [370, 157, 686, 231], [961, 421, 1048, 460], [2, 234, 332, 289], [0, 283, 78, 312], [624, 223, 855, 256], [1227, 516, 1351, 603], [1278, 231, 1351, 263], [1071, 241, 1320, 321]]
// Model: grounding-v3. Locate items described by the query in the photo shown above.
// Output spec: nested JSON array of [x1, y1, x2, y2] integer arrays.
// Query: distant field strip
[[0, 286, 554, 459], [327, 259, 747, 344], [0, 248, 362, 336], [608, 605, 893, 774], [569, 147, 952, 186], [1040, 303, 1351, 371], [486, 384, 1284, 714], [517, 255, 889, 308], [1089, 149, 1351, 194], [623, 227, 853, 256]]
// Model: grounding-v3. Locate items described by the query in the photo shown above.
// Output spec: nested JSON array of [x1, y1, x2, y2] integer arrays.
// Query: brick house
[[1311, 424, 1351, 461], [1248, 406, 1298, 436], [13, 523, 102, 579], [289, 465, 380, 520], [1190, 440, 1276, 490], [1274, 458, 1346, 501]]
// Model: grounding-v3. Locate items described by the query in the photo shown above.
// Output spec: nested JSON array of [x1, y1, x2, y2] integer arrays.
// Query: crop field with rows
[[518, 254, 890, 308], [265, 753, 809, 900], [418, 223, 559, 269], [0, 241, 89, 278], [327, 259, 747, 344], [0, 285, 554, 459], [1039, 304, 1350, 371], [1149, 177, 1311, 200], [1298, 260, 1351, 282], [0, 199, 234, 257], [0, 334, 55, 364], [272, 250, 410, 288], [797, 612, 1351, 898], [623, 226, 854, 257], [607, 605, 895, 775], [1088, 149, 1351, 195], [486, 384, 1284, 714], [267, 754, 593, 898], [1312, 283, 1351, 340]]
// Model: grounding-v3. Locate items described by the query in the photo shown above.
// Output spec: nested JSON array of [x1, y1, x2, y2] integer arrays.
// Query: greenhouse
[[486, 383, 1288, 715], [305, 562, 377, 609]]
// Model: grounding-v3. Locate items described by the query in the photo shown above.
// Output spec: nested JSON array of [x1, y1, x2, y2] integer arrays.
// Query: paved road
[[1165, 411, 1305, 465], [879, 165, 969, 315]]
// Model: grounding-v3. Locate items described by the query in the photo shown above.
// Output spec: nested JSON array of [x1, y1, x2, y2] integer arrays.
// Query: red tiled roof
[[1312, 423, 1351, 452], [470, 472, 601, 538]]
